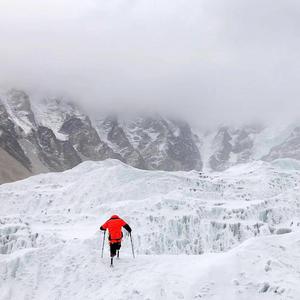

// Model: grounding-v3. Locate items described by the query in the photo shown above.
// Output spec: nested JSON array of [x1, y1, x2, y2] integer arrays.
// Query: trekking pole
[[129, 232, 135, 258], [101, 230, 106, 258]]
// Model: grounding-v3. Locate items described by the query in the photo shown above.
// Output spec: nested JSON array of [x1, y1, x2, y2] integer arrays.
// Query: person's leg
[[116, 242, 121, 258], [110, 243, 121, 265], [110, 243, 117, 257], [110, 243, 117, 267]]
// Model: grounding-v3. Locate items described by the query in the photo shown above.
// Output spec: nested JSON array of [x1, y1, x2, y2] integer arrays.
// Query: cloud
[[0, 0, 299, 125]]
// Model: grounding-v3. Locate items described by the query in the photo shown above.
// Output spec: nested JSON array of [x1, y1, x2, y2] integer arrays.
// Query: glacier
[[0, 159, 300, 299]]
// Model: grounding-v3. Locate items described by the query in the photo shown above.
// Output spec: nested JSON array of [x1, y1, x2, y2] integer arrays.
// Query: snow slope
[[1, 233, 300, 300], [1, 159, 300, 299]]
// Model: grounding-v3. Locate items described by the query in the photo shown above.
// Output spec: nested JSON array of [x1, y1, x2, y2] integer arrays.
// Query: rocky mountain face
[[95, 116, 202, 171], [0, 89, 203, 183], [208, 125, 263, 171], [0, 97, 32, 172], [0, 88, 299, 183], [262, 127, 300, 161], [204, 123, 300, 171]]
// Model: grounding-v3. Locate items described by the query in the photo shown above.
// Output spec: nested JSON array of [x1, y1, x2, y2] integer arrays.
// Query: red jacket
[[100, 215, 131, 244]]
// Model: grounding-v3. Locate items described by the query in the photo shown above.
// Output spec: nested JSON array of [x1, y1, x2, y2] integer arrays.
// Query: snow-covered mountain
[[201, 123, 300, 172], [0, 88, 300, 184], [1, 159, 300, 299], [0, 89, 203, 183]]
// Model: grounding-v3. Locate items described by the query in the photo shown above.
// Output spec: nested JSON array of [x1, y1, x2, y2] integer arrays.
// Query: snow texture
[[1, 159, 300, 299]]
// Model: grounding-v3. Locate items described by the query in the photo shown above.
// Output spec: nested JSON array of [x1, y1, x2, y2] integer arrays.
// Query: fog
[[0, 0, 300, 125]]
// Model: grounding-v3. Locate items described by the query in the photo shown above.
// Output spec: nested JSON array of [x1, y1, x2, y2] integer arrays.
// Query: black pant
[[110, 242, 121, 257]]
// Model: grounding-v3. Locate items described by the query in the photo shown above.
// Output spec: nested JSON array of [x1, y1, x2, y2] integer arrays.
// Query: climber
[[100, 215, 132, 266]]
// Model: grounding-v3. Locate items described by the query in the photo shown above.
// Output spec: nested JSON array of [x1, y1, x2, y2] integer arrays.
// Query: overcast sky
[[0, 0, 299, 125]]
